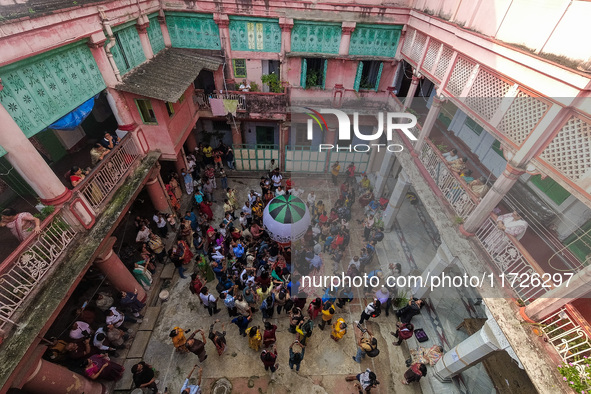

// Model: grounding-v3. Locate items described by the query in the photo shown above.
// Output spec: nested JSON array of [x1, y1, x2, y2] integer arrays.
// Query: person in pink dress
[[1, 208, 41, 242]]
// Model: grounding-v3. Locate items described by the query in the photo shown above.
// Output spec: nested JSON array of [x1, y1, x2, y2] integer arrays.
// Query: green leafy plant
[[261, 73, 283, 93], [393, 290, 410, 309], [453, 216, 464, 225], [558, 358, 591, 393], [435, 143, 448, 152], [34, 205, 55, 221], [249, 82, 260, 92], [306, 70, 320, 88]]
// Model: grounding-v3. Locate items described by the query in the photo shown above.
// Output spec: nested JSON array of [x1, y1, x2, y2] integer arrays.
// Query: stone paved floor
[[116, 171, 498, 394]]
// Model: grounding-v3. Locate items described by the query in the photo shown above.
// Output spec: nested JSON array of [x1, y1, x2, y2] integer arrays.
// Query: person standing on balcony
[[69, 166, 90, 187], [1, 208, 41, 242], [486, 211, 529, 253], [331, 161, 341, 185], [240, 80, 251, 92], [100, 132, 119, 150]]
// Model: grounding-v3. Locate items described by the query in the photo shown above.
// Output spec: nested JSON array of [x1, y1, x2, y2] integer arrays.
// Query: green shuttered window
[[0, 42, 106, 138], [349, 24, 402, 57], [229, 17, 281, 52], [147, 15, 166, 55], [291, 21, 341, 54], [111, 24, 146, 75], [166, 13, 221, 50]]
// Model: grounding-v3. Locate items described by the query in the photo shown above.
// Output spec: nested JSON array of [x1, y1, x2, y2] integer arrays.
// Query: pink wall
[[123, 84, 198, 160]]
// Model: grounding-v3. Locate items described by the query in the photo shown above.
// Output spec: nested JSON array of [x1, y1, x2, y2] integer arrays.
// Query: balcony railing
[[77, 133, 141, 211], [419, 139, 479, 219], [475, 215, 551, 303], [193, 90, 246, 111], [0, 208, 78, 332], [540, 305, 591, 376]]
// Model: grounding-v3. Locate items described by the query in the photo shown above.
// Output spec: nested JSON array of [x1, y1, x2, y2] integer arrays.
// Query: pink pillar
[[175, 149, 188, 175], [231, 121, 243, 146], [146, 168, 171, 213], [403, 75, 420, 110], [279, 18, 293, 82], [215, 15, 232, 76], [339, 22, 355, 56], [22, 358, 104, 394], [0, 103, 72, 205], [460, 163, 526, 235], [94, 237, 147, 302], [136, 21, 154, 60], [185, 131, 198, 152], [279, 123, 290, 172], [414, 95, 443, 151], [87, 34, 118, 88], [158, 14, 172, 47]]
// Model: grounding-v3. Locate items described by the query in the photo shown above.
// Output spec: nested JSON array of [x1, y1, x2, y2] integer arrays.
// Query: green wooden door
[[256, 126, 275, 145]]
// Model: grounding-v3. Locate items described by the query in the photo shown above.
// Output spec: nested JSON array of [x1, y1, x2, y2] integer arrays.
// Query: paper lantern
[[262, 195, 311, 244]]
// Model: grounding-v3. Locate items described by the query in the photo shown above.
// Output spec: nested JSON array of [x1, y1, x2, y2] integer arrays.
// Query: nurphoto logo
[[304, 108, 418, 153]]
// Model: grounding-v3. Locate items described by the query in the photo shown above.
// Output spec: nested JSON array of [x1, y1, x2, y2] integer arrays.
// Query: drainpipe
[[98, 7, 122, 83]]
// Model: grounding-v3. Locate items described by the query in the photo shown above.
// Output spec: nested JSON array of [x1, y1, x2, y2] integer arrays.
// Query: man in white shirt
[[199, 287, 220, 316], [106, 306, 141, 332], [69, 321, 92, 340], [239, 80, 251, 92], [291, 186, 304, 198], [348, 256, 361, 271], [271, 171, 283, 191], [248, 190, 261, 205], [152, 212, 168, 237], [307, 191, 316, 208], [276, 186, 286, 196], [136, 224, 151, 243]]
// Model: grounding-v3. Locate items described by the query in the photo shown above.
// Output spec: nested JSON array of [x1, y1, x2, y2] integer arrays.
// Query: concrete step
[[127, 331, 152, 359], [139, 306, 161, 331], [161, 263, 175, 279], [115, 357, 142, 391]]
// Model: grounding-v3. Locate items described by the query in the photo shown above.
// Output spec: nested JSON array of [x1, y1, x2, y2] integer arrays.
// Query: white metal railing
[[78, 134, 141, 210], [475, 216, 550, 302], [419, 140, 477, 219], [0, 209, 78, 332], [194, 90, 246, 111], [540, 307, 591, 369]]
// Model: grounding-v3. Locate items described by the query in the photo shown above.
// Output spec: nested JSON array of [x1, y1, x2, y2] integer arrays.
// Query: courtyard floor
[[111, 171, 504, 394]]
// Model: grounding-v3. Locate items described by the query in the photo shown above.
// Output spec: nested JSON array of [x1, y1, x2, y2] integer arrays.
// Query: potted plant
[[558, 359, 591, 393], [261, 73, 283, 93]]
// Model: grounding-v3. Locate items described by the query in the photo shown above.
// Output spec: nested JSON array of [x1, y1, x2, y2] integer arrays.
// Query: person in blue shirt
[[233, 241, 245, 262], [184, 211, 198, 231], [180, 364, 202, 394], [231, 314, 252, 336]]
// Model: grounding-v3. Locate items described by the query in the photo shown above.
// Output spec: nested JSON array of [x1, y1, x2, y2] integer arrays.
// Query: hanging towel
[[209, 98, 226, 116], [223, 99, 239, 116]]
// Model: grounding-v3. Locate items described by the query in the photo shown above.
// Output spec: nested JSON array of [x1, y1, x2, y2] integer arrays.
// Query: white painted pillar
[[382, 169, 411, 231], [412, 243, 457, 299], [373, 152, 396, 197], [433, 319, 501, 382], [403, 75, 420, 110], [414, 95, 443, 152]]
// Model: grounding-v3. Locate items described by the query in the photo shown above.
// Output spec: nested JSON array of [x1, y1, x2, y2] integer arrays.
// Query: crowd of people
[[34, 141, 446, 393]]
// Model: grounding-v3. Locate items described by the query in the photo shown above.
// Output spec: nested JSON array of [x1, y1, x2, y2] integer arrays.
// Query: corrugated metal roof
[[116, 48, 222, 102]]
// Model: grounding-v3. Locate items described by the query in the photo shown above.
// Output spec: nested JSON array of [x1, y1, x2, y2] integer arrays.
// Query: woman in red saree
[[177, 239, 194, 265], [165, 184, 181, 214], [199, 200, 214, 221]]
